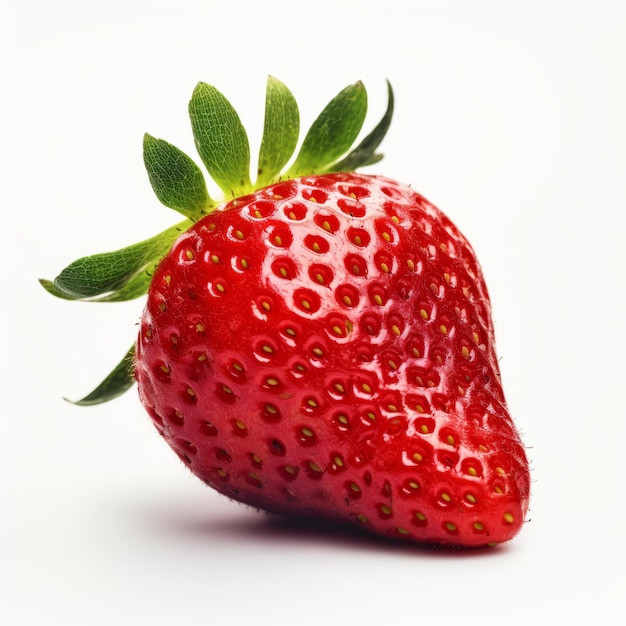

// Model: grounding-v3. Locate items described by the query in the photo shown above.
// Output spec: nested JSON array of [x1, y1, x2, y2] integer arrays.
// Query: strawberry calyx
[[40, 78, 394, 403]]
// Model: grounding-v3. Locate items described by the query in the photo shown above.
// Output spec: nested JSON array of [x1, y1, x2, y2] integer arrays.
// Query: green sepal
[[286, 81, 368, 177], [45, 77, 396, 404], [67, 345, 136, 406], [40, 220, 191, 302], [329, 80, 394, 173], [189, 82, 252, 197], [143, 134, 213, 219], [256, 76, 300, 187]]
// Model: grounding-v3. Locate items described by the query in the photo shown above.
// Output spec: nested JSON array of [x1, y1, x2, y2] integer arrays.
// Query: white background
[[2, 1, 625, 624]]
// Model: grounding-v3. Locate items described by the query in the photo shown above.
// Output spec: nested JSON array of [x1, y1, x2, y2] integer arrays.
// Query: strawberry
[[42, 77, 530, 548]]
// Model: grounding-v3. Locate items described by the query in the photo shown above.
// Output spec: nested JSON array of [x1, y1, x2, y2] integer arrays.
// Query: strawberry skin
[[134, 172, 530, 548]]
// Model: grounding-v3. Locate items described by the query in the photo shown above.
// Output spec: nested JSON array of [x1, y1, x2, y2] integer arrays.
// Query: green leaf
[[286, 81, 368, 178], [329, 80, 394, 172], [68, 345, 136, 406], [188, 82, 252, 196], [256, 76, 300, 187], [143, 134, 212, 219], [40, 220, 191, 301]]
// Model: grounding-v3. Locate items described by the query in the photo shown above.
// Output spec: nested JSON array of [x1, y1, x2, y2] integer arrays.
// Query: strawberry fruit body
[[42, 78, 530, 548]]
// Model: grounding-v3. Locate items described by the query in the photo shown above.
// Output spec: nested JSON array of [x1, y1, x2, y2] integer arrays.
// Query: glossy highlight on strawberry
[[42, 77, 530, 548]]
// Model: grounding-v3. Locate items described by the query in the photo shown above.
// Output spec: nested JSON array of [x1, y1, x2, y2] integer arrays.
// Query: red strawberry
[[42, 77, 530, 548]]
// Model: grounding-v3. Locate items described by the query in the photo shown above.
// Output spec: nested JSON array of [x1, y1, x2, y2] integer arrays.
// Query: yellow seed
[[216, 283, 225, 293], [350, 482, 361, 492], [503, 512, 514, 524], [266, 377, 279, 386], [465, 493, 477, 504], [381, 505, 392, 515], [420, 424, 430, 434], [196, 323, 204, 333], [362, 383, 372, 393], [412, 452, 423, 462], [316, 273, 324, 284], [185, 249, 194, 260], [415, 404, 424, 413], [309, 196, 318, 203], [382, 232, 391, 242], [211, 254, 220, 264], [307, 399, 318, 408], [337, 414, 349, 425], [254, 210, 262, 218], [284, 327, 296, 336], [334, 383, 345, 393], [388, 360, 398, 370], [301, 300, 311, 310], [164, 275, 171, 285], [322, 220, 331, 231], [274, 235, 282, 246], [197, 354, 207, 362], [288, 212, 297, 220], [496, 466, 506, 476], [472, 331, 480, 344], [391, 325, 401, 336], [391, 216, 400, 224], [444, 273, 451, 283], [380, 262, 390, 273], [265, 404, 278, 414], [262, 345, 273, 354], [446, 435, 455, 446], [235, 420, 246, 430], [415, 511, 427, 521], [467, 467, 478, 477], [309, 462, 322, 473], [387, 404, 398, 412], [357, 513, 368, 523], [160, 364, 170, 373], [235, 230, 244, 240], [407, 259, 415, 271], [408, 481, 419, 490], [420, 309, 429, 320], [440, 492, 451, 503], [187, 387, 196, 397], [343, 295, 352, 306], [374, 294, 383, 306], [217, 469, 228, 478], [461, 346, 470, 358], [494, 485, 504, 494], [312, 347, 324, 357], [240, 258, 249, 269], [353, 235, 362, 245], [222, 385, 233, 395], [285, 465, 298, 475], [440, 324, 448, 335], [397, 527, 410, 535], [412, 347, 421, 358], [473, 522, 485, 531], [301, 427, 314, 437], [334, 456, 344, 467], [262, 301, 271, 311], [445, 522, 457, 532], [313, 243, 321, 253]]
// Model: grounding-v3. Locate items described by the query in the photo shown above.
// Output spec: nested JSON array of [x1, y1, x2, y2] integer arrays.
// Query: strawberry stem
[[42, 77, 395, 403]]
